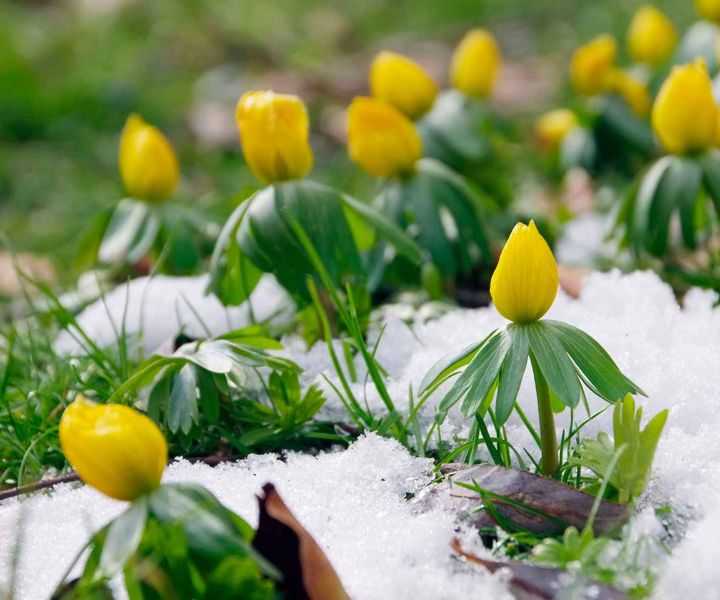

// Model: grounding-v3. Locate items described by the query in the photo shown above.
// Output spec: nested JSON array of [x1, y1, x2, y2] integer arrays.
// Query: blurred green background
[[0, 0, 694, 284]]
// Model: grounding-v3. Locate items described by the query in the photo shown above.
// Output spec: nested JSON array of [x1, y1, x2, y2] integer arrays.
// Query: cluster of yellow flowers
[[117, 28, 502, 195], [536, 2, 720, 158]]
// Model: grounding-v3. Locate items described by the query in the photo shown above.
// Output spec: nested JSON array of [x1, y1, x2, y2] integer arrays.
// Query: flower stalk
[[530, 354, 558, 476]]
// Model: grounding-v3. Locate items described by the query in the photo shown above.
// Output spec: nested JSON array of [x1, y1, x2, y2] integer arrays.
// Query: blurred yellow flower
[[59, 396, 167, 501], [570, 34, 617, 95], [347, 97, 422, 178], [119, 114, 179, 202], [609, 70, 651, 116], [450, 29, 502, 99], [627, 5, 677, 66], [534, 109, 578, 148], [652, 60, 720, 154], [235, 91, 313, 184], [697, 0, 720, 22], [370, 51, 437, 119], [490, 221, 558, 323]]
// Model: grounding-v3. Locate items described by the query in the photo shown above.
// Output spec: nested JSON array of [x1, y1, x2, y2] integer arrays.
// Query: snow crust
[[0, 435, 511, 600]]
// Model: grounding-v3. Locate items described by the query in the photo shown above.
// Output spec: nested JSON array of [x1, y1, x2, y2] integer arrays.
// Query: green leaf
[[526, 322, 581, 409], [701, 149, 720, 219], [98, 199, 160, 266], [168, 364, 199, 434], [545, 320, 644, 402], [197, 368, 220, 425], [340, 191, 422, 265], [175, 340, 237, 374], [635, 156, 702, 256], [495, 325, 529, 425], [439, 330, 510, 417], [99, 500, 148, 577], [418, 338, 488, 397], [438, 330, 502, 413], [236, 181, 365, 305], [208, 197, 263, 306]]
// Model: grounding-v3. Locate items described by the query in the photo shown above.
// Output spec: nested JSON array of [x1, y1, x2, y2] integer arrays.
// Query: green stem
[[530, 354, 558, 477]]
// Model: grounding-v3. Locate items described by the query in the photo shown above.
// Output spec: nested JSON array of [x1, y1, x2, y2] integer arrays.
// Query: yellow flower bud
[[534, 109, 578, 148], [346, 97, 422, 178], [652, 60, 720, 154], [609, 69, 651, 116], [119, 114, 179, 202], [490, 221, 558, 324], [570, 34, 618, 95], [627, 5, 677, 66], [59, 396, 167, 501], [369, 51, 438, 119], [235, 91, 314, 185], [450, 29, 502, 99], [697, 0, 720, 22]]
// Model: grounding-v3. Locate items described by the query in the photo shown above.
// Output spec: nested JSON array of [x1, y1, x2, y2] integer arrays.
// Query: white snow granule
[[0, 435, 511, 600]]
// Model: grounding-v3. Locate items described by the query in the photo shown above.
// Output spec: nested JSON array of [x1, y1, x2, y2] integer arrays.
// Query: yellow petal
[[490, 221, 558, 323], [346, 97, 422, 178], [370, 51, 437, 120], [534, 109, 578, 148], [450, 29, 502, 99], [59, 396, 167, 501], [608, 69, 651, 117], [627, 5, 677, 66], [119, 114, 179, 202], [697, 0, 720, 22], [652, 60, 720, 154], [570, 34, 618, 95], [235, 91, 314, 185]]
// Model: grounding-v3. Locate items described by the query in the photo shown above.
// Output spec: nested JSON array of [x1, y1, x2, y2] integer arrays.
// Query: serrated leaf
[[526, 322, 581, 409]]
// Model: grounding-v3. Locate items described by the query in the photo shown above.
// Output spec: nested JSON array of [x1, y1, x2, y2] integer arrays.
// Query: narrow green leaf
[[546, 320, 644, 402], [168, 364, 199, 434], [459, 330, 511, 417], [99, 500, 148, 577], [495, 325, 529, 425], [340, 192, 423, 265], [526, 322, 581, 409], [438, 331, 502, 414], [418, 337, 488, 396]]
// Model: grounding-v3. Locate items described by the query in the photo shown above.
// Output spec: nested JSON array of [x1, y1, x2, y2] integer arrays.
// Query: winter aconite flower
[[347, 97, 422, 178], [697, 0, 720, 22], [369, 51, 437, 120], [610, 70, 651, 116], [235, 91, 314, 184], [59, 396, 167, 501], [490, 221, 558, 323], [450, 29, 502, 99], [627, 5, 677, 66], [119, 114, 179, 202], [534, 109, 578, 148], [652, 60, 720, 154], [570, 34, 617, 95]]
